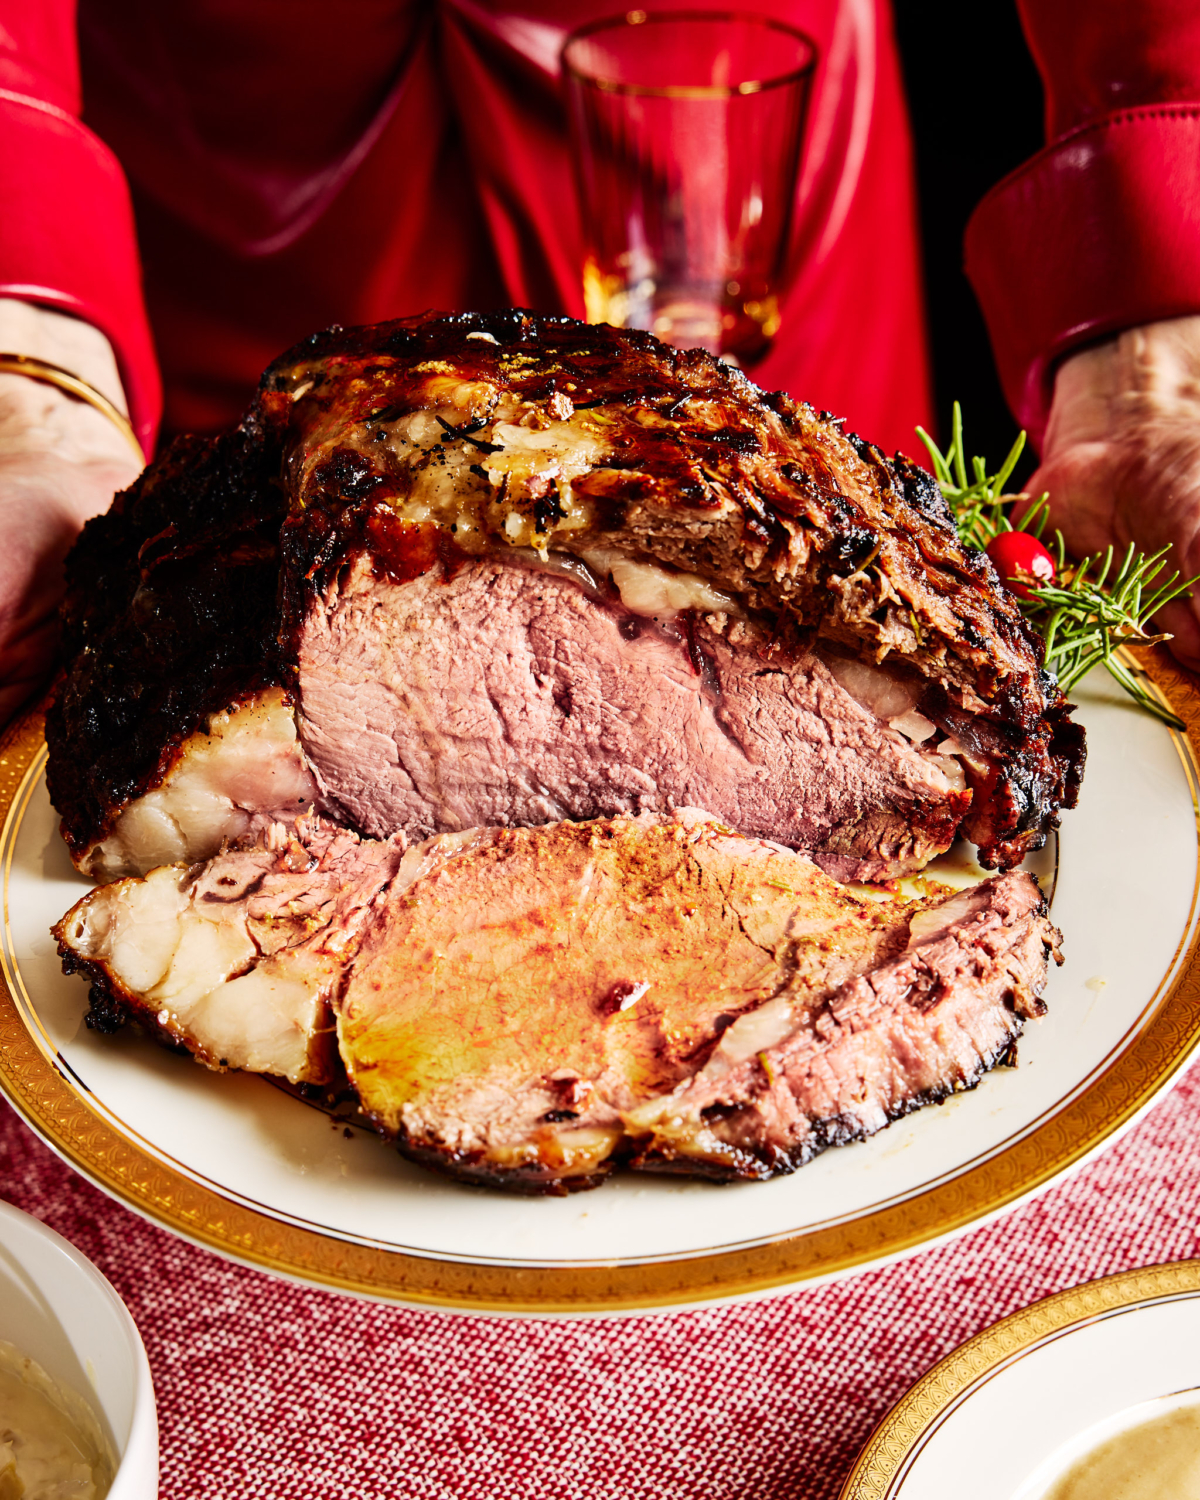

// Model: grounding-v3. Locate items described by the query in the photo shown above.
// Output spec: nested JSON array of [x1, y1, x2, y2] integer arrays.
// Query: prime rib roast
[[45, 309, 1081, 1193], [46, 310, 1082, 886], [56, 810, 1061, 1192]]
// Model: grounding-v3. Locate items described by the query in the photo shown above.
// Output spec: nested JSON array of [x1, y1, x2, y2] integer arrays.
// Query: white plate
[[3, 654, 1200, 1313], [841, 1259, 1200, 1498]]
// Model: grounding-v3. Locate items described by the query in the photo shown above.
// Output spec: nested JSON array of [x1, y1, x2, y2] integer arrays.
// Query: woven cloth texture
[[3, 1060, 1200, 1500]]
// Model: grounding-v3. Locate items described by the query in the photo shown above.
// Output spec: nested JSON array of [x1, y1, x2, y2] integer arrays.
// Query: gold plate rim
[[837, 1256, 1200, 1498], [3, 650, 1200, 1315]]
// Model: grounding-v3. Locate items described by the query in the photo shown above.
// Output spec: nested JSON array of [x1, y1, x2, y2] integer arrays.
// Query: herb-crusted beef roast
[[46, 311, 1083, 881], [55, 810, 1061, 1194]]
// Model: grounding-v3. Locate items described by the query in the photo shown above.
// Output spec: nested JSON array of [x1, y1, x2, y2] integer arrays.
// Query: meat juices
[[47, 311, 1082, 883], [56, 812, 1061, 1193]]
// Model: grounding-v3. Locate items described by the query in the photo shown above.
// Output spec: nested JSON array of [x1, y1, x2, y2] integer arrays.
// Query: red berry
[[985, 530, 1055, 598]]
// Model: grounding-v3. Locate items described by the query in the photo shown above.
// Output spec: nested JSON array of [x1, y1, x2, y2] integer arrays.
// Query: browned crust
[[385, 1134, 614, 1197], [46, 423, 289, 858]]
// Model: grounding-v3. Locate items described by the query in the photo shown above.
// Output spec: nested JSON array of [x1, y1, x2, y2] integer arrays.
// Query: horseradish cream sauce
[[0, 1341, 114, 1499], [1043, 1401, 1200, 1500]]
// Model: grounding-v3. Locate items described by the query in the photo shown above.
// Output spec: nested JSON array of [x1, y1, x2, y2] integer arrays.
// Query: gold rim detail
[[560, 12, 818, 100], [3, 651, 1200, 1313]]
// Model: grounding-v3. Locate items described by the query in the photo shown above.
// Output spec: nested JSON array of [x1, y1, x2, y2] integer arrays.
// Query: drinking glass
[[562, 10, 816, 366]]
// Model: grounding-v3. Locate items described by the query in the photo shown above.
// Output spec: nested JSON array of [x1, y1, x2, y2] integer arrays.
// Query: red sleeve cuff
[[0, 90, 160, 454], [965, 104, 1200, 447]]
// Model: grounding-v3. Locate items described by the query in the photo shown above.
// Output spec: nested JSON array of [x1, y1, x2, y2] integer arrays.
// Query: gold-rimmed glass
[[562, 10, 816, 366]]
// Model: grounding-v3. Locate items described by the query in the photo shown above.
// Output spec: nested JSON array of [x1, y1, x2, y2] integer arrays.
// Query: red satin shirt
[[966, 0, 1200, 445], [0, 1, 929, 456], [1, 3, 1198, 458]]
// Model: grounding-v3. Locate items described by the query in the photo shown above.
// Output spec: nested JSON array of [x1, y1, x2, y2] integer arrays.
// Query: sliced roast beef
[[54, 817, 406, 1083], [56, 810, 1061, 1193], [625, 872, 1056, 1180], [46, 311, 1084, 882], [339, 811, 1058, 1190]]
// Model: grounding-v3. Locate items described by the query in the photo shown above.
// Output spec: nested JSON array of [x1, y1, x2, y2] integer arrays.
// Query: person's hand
[[0, 302, 143, 726], [1028, 315, 1200, 672]]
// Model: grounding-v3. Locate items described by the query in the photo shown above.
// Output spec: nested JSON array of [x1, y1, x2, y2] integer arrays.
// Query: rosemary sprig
[[916, 403, 1047, 550], [1025, 543, 1190, 726], [917, 403, 1197, 729]]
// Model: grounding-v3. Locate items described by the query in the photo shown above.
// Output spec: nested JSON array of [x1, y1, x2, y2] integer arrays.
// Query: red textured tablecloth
[[4, 1061, 1200, 1500]]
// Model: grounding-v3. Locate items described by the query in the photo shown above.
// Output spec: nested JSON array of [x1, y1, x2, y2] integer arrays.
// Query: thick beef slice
[[54, 817, 406, 1083], [336, 812, 1060, 1192], [337, 812, 906, 1188], [626, 873, 1056, 1179], [299, 555, 967, 879]]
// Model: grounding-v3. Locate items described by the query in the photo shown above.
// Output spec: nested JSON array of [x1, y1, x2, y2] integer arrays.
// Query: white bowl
[[0, 1199, 158, 1498]]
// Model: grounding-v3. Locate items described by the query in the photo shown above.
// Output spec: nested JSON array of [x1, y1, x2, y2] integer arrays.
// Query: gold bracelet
[[0, 352, 144, 462]]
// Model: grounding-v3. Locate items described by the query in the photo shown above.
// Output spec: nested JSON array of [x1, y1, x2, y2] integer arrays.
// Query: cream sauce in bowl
[[0, 1340, 115, 1499], [1041, 1394, 1200, 1500]]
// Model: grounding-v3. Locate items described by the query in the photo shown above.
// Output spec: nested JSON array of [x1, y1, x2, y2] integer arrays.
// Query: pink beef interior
[[296, 555, 969, 880]]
